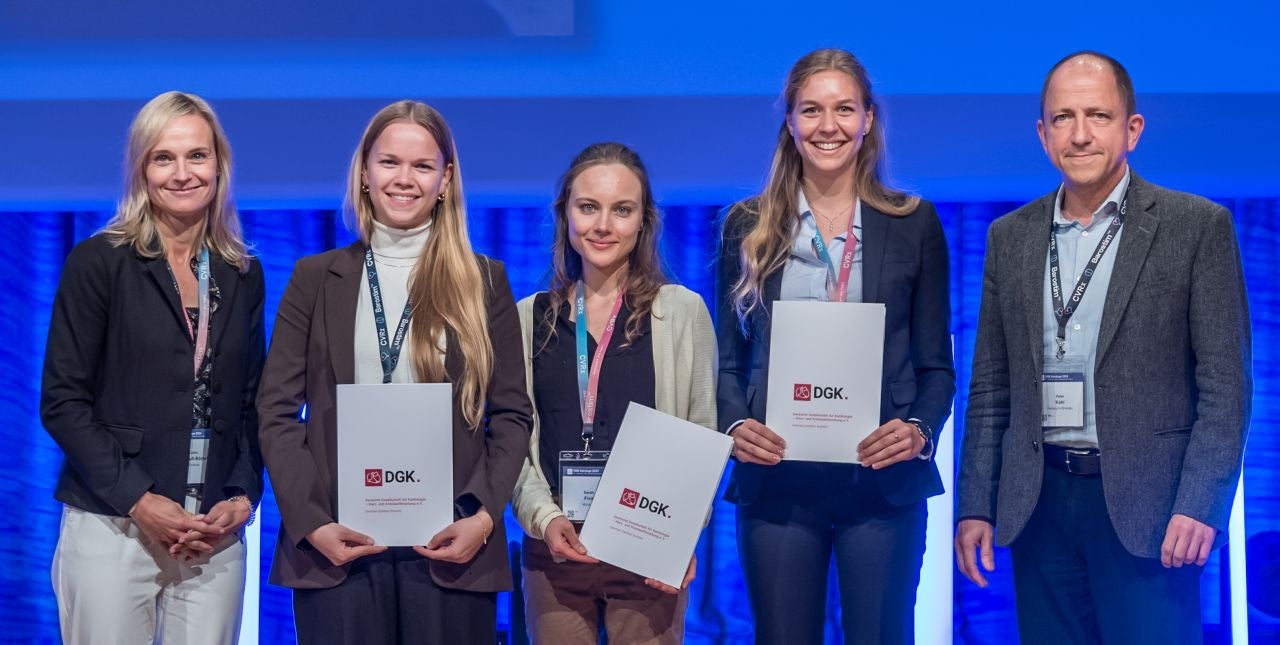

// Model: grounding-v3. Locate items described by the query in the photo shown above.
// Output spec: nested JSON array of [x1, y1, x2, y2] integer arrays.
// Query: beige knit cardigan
[[510, 284, 717, 539]]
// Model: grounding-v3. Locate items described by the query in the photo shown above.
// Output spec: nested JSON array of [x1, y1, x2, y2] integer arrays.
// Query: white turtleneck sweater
[[354, 218, 434, 385]]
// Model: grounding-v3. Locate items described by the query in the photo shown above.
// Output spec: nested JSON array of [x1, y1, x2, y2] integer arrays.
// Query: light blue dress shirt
[[781, 192, 863, 303], [1041, 167, 1131, 448]]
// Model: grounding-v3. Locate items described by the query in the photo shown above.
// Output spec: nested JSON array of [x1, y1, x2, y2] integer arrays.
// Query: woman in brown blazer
[[256, 100, 533, 644]]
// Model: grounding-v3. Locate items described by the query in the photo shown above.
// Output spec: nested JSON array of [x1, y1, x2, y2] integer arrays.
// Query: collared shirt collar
[[792, 191, 863, 263], [1052, 166, 1131, 231]]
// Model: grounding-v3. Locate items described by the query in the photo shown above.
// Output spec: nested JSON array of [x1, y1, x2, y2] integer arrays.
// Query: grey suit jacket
[[957, 172, 1251, 558]]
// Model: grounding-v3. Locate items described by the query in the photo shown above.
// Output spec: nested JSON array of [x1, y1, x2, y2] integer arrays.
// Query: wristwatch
[[907, 418, 934, 461]]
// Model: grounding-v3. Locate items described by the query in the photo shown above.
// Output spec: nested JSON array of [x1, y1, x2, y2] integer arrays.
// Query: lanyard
[[810, 201, 858, 302], [1048, 194, 1127, 361], [575, 281, 625, 451], [365, 247, 414, 383], [171, 248, 212, 380]]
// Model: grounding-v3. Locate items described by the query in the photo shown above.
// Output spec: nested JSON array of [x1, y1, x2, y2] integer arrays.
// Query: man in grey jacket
[[955, 51, 1251, 643]]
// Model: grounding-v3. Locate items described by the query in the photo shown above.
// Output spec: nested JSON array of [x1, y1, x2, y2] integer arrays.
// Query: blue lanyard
[[170, 247, 211, 379], [810, 201, 858, 302], [365, 247, 414, 383], [574, 281, 625, 449]]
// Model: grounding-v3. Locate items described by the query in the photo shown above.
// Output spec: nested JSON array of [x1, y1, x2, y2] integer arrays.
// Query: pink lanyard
[[574, 281, 626, 450], [811, 203, 858, 302]]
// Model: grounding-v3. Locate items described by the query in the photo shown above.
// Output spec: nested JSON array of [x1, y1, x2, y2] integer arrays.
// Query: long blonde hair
[[731, 48, 918, 325], [541, 142, 668, 351], [346, 100, 492, 428], [101, 91, 250, 271]]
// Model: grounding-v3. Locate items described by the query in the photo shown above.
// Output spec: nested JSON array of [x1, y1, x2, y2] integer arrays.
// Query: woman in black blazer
[[715, 49, 955, 644], [41, 91, 264, 645]]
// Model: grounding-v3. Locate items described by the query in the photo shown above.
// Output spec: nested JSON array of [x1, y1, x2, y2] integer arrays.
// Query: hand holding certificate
[[337, 383, 454, 547], [578, 403, 732, 588], [765, 300, 885, 463]]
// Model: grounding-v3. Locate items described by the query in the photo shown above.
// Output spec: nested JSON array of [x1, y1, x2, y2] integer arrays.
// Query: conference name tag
[[1041, 372, 1085, 428], [559, 450, 609, 522], [184, 427, 211, 513]]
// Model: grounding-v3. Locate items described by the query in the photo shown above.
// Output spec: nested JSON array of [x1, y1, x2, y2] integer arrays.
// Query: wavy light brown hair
[[731, 48, 918, 325], [101, 91, 250, 271], [541, 142, 668, 351], [346, 100, 492, 428]]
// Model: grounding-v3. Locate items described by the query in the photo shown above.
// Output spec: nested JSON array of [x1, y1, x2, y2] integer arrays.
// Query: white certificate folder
[[765, 300, 885, 463], [337, 383, 454, 546], [578, 403, 732, 588]]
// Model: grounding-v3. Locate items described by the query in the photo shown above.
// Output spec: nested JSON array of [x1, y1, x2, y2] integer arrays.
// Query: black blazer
[[715, 198, 955, 507], [41, 234, 265, 517]]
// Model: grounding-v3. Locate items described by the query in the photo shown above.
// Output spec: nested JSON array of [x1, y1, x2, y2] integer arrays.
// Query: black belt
[[1043, 444, 1101, 477]]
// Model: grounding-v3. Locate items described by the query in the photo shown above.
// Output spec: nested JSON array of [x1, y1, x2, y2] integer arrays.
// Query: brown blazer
[[257, 242, 532, 591]]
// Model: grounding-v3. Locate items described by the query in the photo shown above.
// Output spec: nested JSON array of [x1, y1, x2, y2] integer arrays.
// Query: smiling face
[[145, 114, 217, 222], [362, 121, 452, 229], [1037, 57, 1144, 199], [787, 69, 873, 185], [566, 163, 644, 277]]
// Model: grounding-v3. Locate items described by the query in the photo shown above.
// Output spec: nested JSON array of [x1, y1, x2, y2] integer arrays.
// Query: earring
[[437, 193, 445, 202], [361, 185, 369, 194]]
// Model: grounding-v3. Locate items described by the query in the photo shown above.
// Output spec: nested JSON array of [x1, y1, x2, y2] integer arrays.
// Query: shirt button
[[1081, 230, 1090, 237], [1073, 324, 1081, 331]]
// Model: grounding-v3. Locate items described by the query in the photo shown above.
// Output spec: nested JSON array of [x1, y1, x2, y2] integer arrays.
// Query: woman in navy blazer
[[715, 49, 954, 644], [41, 91, 263, 644]]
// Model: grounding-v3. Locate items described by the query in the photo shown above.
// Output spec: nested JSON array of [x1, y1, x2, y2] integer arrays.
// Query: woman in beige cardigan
[[510, 142, 716, 645]]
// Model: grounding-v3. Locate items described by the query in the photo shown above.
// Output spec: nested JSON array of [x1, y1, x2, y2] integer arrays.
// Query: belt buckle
[[1063, 448, 1091, 475]]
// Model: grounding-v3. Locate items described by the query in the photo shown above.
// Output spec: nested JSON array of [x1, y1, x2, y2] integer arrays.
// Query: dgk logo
[[365, 469, 419, 486], [795, 384, 846, 401], [620, 488, 671, 518], [619, 488, 640, 508]]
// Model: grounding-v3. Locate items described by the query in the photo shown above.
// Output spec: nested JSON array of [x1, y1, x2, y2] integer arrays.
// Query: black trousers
[[292, 547, 498, 645], [736, 463, 927, 645], [1011, 467, 1203, 645]]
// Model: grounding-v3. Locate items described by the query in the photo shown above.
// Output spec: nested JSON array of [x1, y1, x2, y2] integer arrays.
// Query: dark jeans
[[736, 463, 927, 645], [1011, 467, 1203, 645]]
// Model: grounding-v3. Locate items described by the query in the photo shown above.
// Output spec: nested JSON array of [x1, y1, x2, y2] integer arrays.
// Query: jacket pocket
[[1153, 426, 1192, 438], [100, 422, 145, 455]]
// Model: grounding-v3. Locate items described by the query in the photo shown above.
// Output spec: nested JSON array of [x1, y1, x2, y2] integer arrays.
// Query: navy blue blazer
[[41, 234, 265, 516], [715, 197, 955, 507]]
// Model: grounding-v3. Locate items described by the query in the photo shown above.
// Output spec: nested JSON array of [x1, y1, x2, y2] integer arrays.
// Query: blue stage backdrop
[[5, 193, 1278, 643]]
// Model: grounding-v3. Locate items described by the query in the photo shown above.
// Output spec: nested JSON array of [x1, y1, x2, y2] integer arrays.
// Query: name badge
[[558, 450, 609, 523], [185, 427, 211, 513], [1041, 372, 1085, 428]]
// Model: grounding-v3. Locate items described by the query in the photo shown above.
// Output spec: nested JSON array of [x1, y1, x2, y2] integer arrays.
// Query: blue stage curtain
[[6, 198, 1277, 643]]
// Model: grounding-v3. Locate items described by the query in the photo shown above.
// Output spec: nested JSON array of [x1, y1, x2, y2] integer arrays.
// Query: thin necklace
[[810, 201, 854, 234]]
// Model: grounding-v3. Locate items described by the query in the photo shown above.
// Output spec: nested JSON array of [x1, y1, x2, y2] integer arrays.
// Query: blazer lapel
[[1021, 195, 1054, 378], [325, 243, 364, 385], [860, 204, 889, 304], [208, 257, 239, 353], [142, 256, 191, 340], [1095, 175, 1158, 368]]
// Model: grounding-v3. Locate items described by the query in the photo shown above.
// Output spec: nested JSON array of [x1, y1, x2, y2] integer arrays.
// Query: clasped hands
[[128, 491, 252, 562]]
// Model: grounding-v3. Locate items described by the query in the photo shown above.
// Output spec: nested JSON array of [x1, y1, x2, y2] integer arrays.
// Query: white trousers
[[52, 505, 246, 645]]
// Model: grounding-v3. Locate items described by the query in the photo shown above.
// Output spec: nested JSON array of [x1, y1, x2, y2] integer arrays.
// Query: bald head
[[1040, 51, 1136, 119]]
